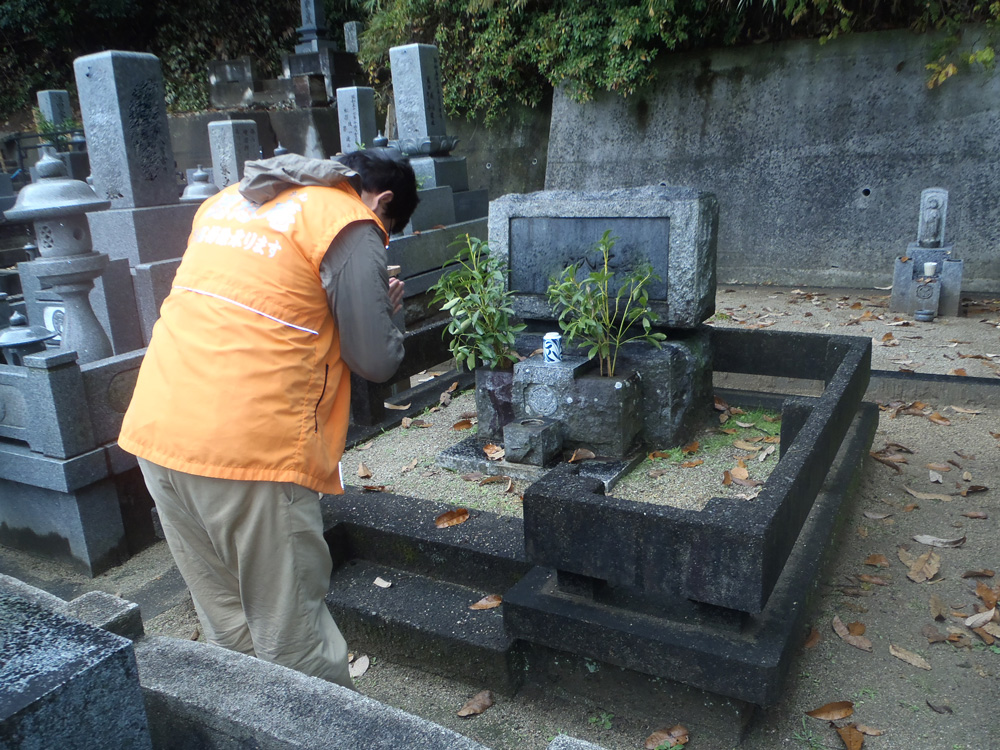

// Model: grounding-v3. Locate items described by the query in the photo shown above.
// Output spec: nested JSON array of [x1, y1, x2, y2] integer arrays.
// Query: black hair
[[336, 148, 419, 232]]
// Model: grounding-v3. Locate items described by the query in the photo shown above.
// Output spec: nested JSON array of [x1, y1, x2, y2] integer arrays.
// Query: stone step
[[326, 558, 522, 692], [325, 490, 529, 594]]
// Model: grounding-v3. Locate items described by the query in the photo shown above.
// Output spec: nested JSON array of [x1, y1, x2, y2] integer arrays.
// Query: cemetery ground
[[2, 285, 999, 749]]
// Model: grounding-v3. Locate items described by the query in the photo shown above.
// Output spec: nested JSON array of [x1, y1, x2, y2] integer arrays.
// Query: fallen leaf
[[568, 448, 596, 463], [926, 462, 952, 472], [857, 574, 889, 586], [355, 442, 373, 451], [439, 391, 452, 407], [349, 654, 370, 678], [719, 427, 737, 435], [714, 395, 730, 412], [649, 450, 672, 459], [731, 465, 750, 481], [847, 621, 867, 635], [446, 381, 459, 393], [401, 458, 419, 474], [928, 470, 943, 483], [890, 644, 931, 670], [457, 689, 494, 717], [929, 593, 947, 620], [805, 700, 854, 721], [835, 724, 864, 750], [962, 569, 995, 578], [832, 616, 873, 651], [735, 420, 755, 428], [681, 441, 699, 454], [922, 623, 947, 643], [757, 445, 776, 462], [950, 405, 981, 414], [401, 417, 412, 428], [722, 470, 733, 486], [804, 627, 821, 648], [469, 594, 502, 610], [928, 412, 952, 426], [903, 486, 953, 502], [435, 508, 470, 528], [452, 419, 474, 430], [856, 725, 884, 736], [973, 626, 995, 645], [384, 401, 411, 410], [361, 485, 386, 492], [644, 725, 689, 748], [926, 699, 953, 714], [863, 511, 892, 520], [865, 554, 890, 568], [912, 534, 965, 548], [959, 485, 988, 496], [903, 503, 919, 512], [907, 550, 941, 583], [956, 450, 976, 459], [947, 368, 968, 377], [409, 418, 432, 428], [480, 475, 514, 493], [681, 459, 704, 468], [357, 462, 373, 479], [967, 608, 996, 629], [733, 439, 761, 451], [897, 545, 916, 567], [373, 577, 392, 589], [461, 472, 486, 482], [648, 468, 670, 478], [483, 444, 505, 461]]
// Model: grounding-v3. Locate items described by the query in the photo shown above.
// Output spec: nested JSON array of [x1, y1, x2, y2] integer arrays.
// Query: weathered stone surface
[[503, 417, 562, 466], [475, 367, 514, 442], [410, 156, 469, 192], [336, 86, 378, 153], [0, 595, 151, 749], [87, 202, 199, 266], [389, 44, 447, 141], [74, 51, 177, 209], [405, 186, 456, 233], [489, 186, 717, 328], [36, 90, 72, 128], [208, 120, 260, 189]]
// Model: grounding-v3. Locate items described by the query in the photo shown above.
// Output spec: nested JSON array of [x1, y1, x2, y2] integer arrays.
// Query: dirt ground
[[2, 285, 999, 750]]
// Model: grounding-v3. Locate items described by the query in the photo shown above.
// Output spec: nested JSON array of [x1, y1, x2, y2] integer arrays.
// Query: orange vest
[[119, 181, 385, 493]]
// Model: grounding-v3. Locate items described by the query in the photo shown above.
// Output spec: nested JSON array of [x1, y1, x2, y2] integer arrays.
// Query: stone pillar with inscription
[[208, 120, 261, 190], [74, 51, 200, 350], [388, 43, 487, 231], [336, 87, 377, 154], [890, 187, 964, 318]]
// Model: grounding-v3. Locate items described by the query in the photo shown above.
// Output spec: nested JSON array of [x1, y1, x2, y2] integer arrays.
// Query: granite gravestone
[[208, 120, 260, 189], [36, 90, 72, 128], [336, 87, 377, 154]]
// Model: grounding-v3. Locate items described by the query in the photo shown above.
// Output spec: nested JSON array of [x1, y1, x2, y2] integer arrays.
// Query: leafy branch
[[547, 230, 666, 378]]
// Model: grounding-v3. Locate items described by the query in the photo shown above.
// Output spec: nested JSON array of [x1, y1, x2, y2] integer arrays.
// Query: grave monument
[[890, 187, 964, 318]]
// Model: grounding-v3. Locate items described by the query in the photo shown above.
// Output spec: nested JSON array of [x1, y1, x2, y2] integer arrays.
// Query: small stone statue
[[916, 188, 948, 248]]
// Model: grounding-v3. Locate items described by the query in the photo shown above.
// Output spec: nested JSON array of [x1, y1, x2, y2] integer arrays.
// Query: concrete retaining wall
[[544, 27, 1000, 293]]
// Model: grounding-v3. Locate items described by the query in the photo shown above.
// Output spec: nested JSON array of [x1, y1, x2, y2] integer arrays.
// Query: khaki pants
[[137, 458, 353, 689]]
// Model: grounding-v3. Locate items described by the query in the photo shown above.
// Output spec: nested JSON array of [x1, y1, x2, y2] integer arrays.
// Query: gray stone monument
[[388, 43, 486, 226], [36, 90, 72, 127], [208, 120, 260, 189], [890, 187, 963, 318], [295, 0, 333, 53], [74, 50, 200, 351], [344, 21, 364, 54], [336, 87, 377, 153], [0, 595, 153, 749]]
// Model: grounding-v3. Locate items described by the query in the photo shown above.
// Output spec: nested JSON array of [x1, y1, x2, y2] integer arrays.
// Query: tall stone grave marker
[[389, 44, 485, 228], [208, 120, 260, 189], [336, 87, 377, 153], [74, 52, 177, 209], [74, 51, 199, 351], [36, 90, 72, 127], [344, 21, 364, 53]]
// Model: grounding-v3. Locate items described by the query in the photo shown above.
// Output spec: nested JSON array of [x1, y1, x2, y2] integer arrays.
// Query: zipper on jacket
[[314, 364, 329, 432]]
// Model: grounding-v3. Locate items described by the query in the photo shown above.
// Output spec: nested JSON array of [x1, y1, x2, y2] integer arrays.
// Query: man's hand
[[388, 277, 405, 315]]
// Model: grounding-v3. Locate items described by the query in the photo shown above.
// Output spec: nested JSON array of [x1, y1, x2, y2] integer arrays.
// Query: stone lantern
[[3, 152, 113, 364]]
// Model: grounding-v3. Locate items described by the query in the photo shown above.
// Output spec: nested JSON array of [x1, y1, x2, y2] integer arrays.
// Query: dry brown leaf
[[857, 574, 889, 586], [983, 622, 1000, 638], [903, 486, 953, 502], [731, 465, 750, 481], [926, 462, 952, 472], [681, 441, 699, 454], [961, 569, 996, 578], [401, 417, 412, 428], [973, 626, 995, 645], [349, 654, 370, 679], [733, 439, 761, 451], [913, 534, 965, 548], [856, 725, 884, 737], [847, 621, 867, 636], [681, 459, 704, 468], [452, 419, 474, 430], [446, 381, 459, 393], [922, 623, 947, 643], [355, 442, 373, 451], [361, 485, 386, 492], [805, 700, 854, 721], [902, 503, 919, 512], [461, 472, 486, 482], [649, 450, 672, 459], [568, 448, 596, 463], [978, 582, 999, 608], [722, 470, 733, 486], [865, 554, 890, 568], [928, 411, 952, 425], [409, 418, 432, 428], [863, 511, 892, 520], [763, 435, 780, 444], [907, 550, 941, 583], [439, 391, 452, 407], [804, 627, 821, 648], [832, 616, 873, 651], [648, 468, 670, 478], [929, 593, 948, 620], [897, 545, 916, 567], [457, 689, 494, 717], [947, 368, 968, 377], [950, 405, 981, 414], [926, 699, 953, 714], [966, 607, 997, 628], [483, 444, 505, 461], [718, 427, 738, 435], [357, 462, 373, 479], [384, 401, 411, 411], [435, 508, 470, 529], [889, 643, 931, 670], [469, 594, 502, 610], [835, 724, 864, 750], [962, 510, 988, 519], [644, 725, 689, 749]]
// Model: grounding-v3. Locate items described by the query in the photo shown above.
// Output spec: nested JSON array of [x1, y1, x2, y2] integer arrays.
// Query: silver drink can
[[542, 332, 562, 362]]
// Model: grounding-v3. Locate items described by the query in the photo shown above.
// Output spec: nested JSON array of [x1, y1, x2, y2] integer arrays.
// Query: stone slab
[[59, 591, 144, 640], [411, 156, 469, 192], [0, 595, 151, 749], [74, 51, 177, 210], [87, 202, 198, 266], [0, 440, 108, 493], [488, 187, 717, 328], [386, 218, 487, 277], [133, 258, 180, 345], [405, 186, 456, 233], [389, 44, 447, 141], [0, 474, 127, 576], [505, 403, 878, 706], [208, 120, 260, 189], [36, 90, 73, 127], [80, 350, 144, 446], [336, 86, 378, 153], [453, 188, 488, 223], [136, 635, 490, 749], [90, 256, 144, 356]]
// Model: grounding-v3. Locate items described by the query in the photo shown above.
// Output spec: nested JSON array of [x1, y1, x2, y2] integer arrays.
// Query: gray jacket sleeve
[[320, 221, 404, 383]]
